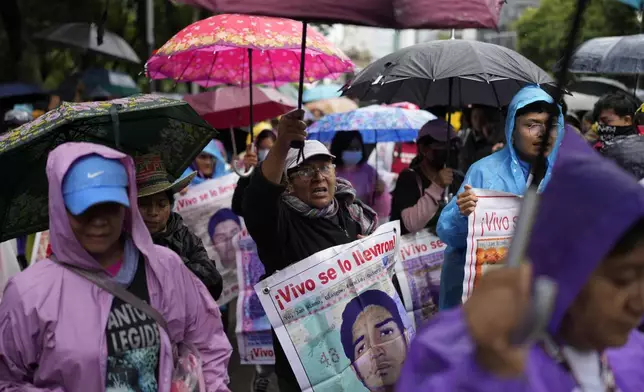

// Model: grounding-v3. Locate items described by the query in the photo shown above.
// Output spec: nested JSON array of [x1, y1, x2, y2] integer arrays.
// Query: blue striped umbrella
[[302, 84, 343, 103], [306, 105, 436, 143]]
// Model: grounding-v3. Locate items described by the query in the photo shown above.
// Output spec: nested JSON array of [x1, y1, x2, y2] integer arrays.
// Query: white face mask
[[257, 149, 269, 161]]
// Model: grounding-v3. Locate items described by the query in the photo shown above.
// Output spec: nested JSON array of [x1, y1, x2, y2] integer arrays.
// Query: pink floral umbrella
[[149, 14, 354, 175], [146, 14, 353, 87]]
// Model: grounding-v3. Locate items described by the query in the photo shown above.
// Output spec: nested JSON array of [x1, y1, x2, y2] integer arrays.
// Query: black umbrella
[[564, 34, 644, 75], [342, 40, 556, 108], [34, 23, 141, 64]]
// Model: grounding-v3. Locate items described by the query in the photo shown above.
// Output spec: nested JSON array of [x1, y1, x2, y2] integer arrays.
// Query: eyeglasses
[[290, 164, 336, 181], [525, 123, 558, 137]]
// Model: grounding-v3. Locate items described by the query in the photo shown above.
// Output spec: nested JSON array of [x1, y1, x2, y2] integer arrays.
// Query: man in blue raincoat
[[437, 85, 565, 309]]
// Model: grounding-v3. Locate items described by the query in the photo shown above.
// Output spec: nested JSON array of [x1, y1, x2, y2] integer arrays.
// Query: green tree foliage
[[0, 0, 194, 90], [515, 0, 640, 72]]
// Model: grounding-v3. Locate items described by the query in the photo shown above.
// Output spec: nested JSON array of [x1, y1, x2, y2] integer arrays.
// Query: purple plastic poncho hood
[[398, 131, 644, 391], [0, 142, 232, 392]]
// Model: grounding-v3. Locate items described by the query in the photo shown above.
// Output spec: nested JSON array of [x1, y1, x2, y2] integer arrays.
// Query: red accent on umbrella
[[173, 0, 397, 27], [172, 0, 504, 29], [395, 0, 505, 29], [184, 86, 296, 128], [388, 102, 420, 110]]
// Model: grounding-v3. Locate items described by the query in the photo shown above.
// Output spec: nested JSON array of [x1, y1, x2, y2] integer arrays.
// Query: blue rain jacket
[[182, 140, 231, 185], [437, 85, 565, 309]]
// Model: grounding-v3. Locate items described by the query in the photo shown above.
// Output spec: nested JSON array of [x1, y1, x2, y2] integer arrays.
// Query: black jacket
[[152, 212, 223, 300], [231, 175, 250, 217], [242, 165, 360, 391]]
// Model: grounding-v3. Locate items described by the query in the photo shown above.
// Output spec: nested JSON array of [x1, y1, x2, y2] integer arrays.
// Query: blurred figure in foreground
[[399, 131, 644, 391]]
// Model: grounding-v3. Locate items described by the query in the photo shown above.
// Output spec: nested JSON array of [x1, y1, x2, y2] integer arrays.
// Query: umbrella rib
[[205, 50, 220, 88], [267, 51, 278, 88], [293, 50, 306, 85], [490, 81, 502, 109], [388, 76, 410, 106], [176, 50, 198, 84], [469, 43, 492, 82], [598, 37, 622, 74], [317, 50, 335, 81]]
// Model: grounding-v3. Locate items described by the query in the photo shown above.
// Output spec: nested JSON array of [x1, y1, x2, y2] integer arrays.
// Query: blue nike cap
[[62, 154, 130, 216]]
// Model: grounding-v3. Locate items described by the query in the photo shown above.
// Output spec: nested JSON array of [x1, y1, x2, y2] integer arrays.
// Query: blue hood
[[437, 85, 566, 309], [183, 140, 231, 185], [528, 130, 644, 334], [502, 85, 565, 193]]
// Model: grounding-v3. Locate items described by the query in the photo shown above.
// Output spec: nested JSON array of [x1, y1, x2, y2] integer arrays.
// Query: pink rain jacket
[[0, 142, 232, 392]]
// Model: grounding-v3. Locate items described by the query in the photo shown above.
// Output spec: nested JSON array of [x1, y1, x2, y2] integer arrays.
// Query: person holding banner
[[437, 85, 565, 310], [390, 118, 460, 236], [242, 110, 378, 392], [135, 154, 224, 301], [398, 131, 644, 392], [0, 142, 232, 392]]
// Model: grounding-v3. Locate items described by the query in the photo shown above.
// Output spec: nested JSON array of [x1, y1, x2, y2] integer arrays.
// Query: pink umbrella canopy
[[171, 0, 504, 30], [184, 86, 296, 128], [146, 14, 354, 87]]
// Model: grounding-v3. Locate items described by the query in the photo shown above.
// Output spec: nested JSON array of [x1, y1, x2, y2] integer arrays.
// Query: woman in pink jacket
[[0, 142, 232, 392]]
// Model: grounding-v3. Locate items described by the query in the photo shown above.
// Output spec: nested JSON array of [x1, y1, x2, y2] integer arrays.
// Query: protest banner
[[174, 172, 240, 305], [234, 224, 275, 365], [394, 229, 445, 328], [462, 189, 521, 303], [256, 221, 413, 392]]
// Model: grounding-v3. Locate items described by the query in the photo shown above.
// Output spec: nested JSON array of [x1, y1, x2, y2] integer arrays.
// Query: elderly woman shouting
[[242, 110, 378, 392]]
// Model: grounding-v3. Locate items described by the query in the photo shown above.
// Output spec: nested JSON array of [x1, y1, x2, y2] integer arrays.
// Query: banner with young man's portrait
[[256, 221, 414, 392]]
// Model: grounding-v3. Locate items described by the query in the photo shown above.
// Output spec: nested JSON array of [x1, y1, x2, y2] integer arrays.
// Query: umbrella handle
[[229, 127, 255, 178], [231, 159, 255, 178]]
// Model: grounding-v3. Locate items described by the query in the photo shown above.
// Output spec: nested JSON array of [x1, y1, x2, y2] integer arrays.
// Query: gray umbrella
[[566, 34, 644, 75], [34, 23, 141, 64], [342, 40, 556, 108]]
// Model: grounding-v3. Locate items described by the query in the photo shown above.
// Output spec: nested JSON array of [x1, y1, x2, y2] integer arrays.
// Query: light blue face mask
[[257, 149, 269, 161], [342, 150, 363, 166]]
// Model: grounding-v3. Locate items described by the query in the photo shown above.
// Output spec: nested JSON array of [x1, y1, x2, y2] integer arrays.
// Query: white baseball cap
[[284, 140, 335, 173]]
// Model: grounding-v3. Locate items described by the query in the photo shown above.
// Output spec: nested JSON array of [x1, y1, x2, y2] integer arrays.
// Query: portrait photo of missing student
[[340, 289, 410, 392], [207, 208, 241, 270]]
